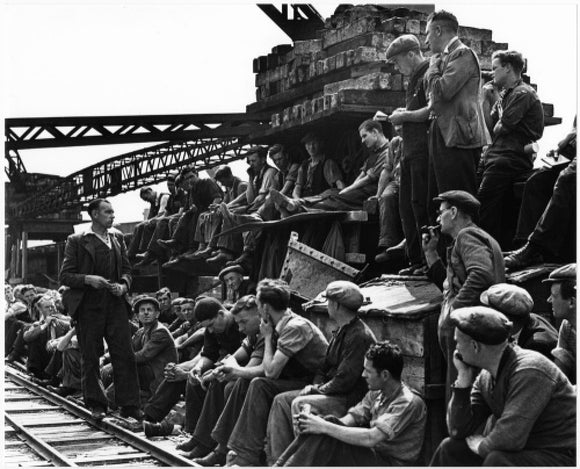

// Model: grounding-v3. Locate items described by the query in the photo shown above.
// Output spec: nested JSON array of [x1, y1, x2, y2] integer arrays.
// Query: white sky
[[2, 0, 578, 232]]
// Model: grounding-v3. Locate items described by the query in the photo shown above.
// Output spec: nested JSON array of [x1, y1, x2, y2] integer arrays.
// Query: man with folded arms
[[430, 307, 576, 466]]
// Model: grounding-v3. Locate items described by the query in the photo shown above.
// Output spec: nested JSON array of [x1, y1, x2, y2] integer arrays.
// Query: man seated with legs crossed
[[266, 281, 376, 465], [275, 341, 427, 466], [430, 307, 576, 466]]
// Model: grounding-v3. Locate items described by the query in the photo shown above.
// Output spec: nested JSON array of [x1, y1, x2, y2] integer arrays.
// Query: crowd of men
[[5, 9, 577, 467]]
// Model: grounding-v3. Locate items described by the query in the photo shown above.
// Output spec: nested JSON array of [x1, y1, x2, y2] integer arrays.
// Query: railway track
[[4, 365, 196, 467]]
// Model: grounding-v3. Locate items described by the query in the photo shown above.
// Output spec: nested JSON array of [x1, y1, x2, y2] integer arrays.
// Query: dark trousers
[[144, 378, 185, 422], [183, 378, 207, 433], [430, 437, 576, 466], [477, 162, 534, 248], [128, 222, 145, 257], [276, 433, 386, 466], [26, 329, 53, 378], [146, 214, 180, 257], [5, 316, 30, 355], [378, 181, 403, 248], [172, 208, 200, 252], [514, 166, 562, 243], [212, 378, 252, 450], [428, 120, 480, 222], [227, 377, 307, 465], [529, 158, 576, 258], [76, 290, 140, 409], [60, 348, 82, 390], [400, 155, 429, 265]]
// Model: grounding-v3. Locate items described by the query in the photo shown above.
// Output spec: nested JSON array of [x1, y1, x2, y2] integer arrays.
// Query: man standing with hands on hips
[[60, 198, 141, 420]]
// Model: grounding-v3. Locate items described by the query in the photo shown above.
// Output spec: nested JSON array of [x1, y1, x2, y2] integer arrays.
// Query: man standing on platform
[[424, 10, 489, 218], [382, 34, 430, 275], [60, 198, 141, 420]]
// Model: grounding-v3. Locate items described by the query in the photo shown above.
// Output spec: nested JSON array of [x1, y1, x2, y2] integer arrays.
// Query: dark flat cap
[[434, 190, 480, 217], [450, 306, 513, 345], [218, 264, 245, 281], [323, 280, 364, 310], [542, 263, 576, 284], [480, 283, 533, 318], [133, 295, 160, 313], [386, 34, 421, 61], [194, 296, 224, 322]]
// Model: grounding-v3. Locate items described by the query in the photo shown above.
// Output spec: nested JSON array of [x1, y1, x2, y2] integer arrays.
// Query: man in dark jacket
[[266, 281, 376, 464], [59, 198, 141, 420]]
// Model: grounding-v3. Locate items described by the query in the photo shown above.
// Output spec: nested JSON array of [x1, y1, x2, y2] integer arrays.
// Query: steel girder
[[257, 4, 324, 41], [4, 113, 269, 151], [9, 136, 256, 219]]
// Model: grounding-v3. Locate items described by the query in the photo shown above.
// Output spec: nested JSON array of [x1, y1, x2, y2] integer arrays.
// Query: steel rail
[[5, 366, 197, 467], [4, 411, 78, 467]]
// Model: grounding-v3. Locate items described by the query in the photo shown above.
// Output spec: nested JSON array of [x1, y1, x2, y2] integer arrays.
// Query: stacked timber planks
[[247, 5, 509, 133]]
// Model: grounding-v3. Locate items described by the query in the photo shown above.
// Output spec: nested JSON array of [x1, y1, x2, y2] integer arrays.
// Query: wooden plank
[[5, 405, 58, 412], [71, 453, 152, 464]]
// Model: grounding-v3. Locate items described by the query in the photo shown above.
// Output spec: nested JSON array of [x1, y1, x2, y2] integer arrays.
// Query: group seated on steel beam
[[131, 174, 188, 267]]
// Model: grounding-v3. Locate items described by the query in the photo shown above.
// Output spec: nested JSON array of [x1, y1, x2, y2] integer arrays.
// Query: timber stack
[[247, 5, 512, 134]]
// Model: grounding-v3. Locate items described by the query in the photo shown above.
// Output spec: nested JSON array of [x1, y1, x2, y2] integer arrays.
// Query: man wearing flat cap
[[544, 263, 576, 383], [422, 190, 504, 401], [218, 265, 256, 307], [381, 34, 430, 275], [129, 295, 177, 399], [480, 283, 557, 358], [431, 306, 576, 466], [266, 280, 377, 464]]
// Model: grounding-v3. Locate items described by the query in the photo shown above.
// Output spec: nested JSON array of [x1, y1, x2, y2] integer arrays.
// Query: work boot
[[194, 450, 227, 466], [120, 406, 144, 420], [90, 405, 107, 420], [185, 444, 213, 459], [134, 252, 156, 268], [143, 420, 174, 438], [176, 436, 198, 452], [206, 250, 234, 266], [225, 251, 252, 270], [375, 239, 406, 263], [269, 188, 298, 213], [189, 245, 215, 260], [157, 239, 180, 253], [504, 242, 544, 271]]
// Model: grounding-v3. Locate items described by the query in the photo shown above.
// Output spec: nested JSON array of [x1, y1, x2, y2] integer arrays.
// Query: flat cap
[[542, 263, 576, 284], [194, 296, 224, 322], [450, 306, 513, 345], [323, 280, 364, 311], [171, 297, 186, 305], [480, 283, 533, 319], [386, 34, 421, 61], [218, 264, 245, 281], [434, 190, 480, 218], [133, 295, 160, 313]]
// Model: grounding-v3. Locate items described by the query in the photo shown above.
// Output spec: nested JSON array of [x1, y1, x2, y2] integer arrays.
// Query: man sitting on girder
[[204, 146, 281, 267], [156, 167, 224, 262], [134, 174, 188, 267], [182, 165, 248, 262], [128, 185, 170, 262], [268, 119, 386, 217]]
